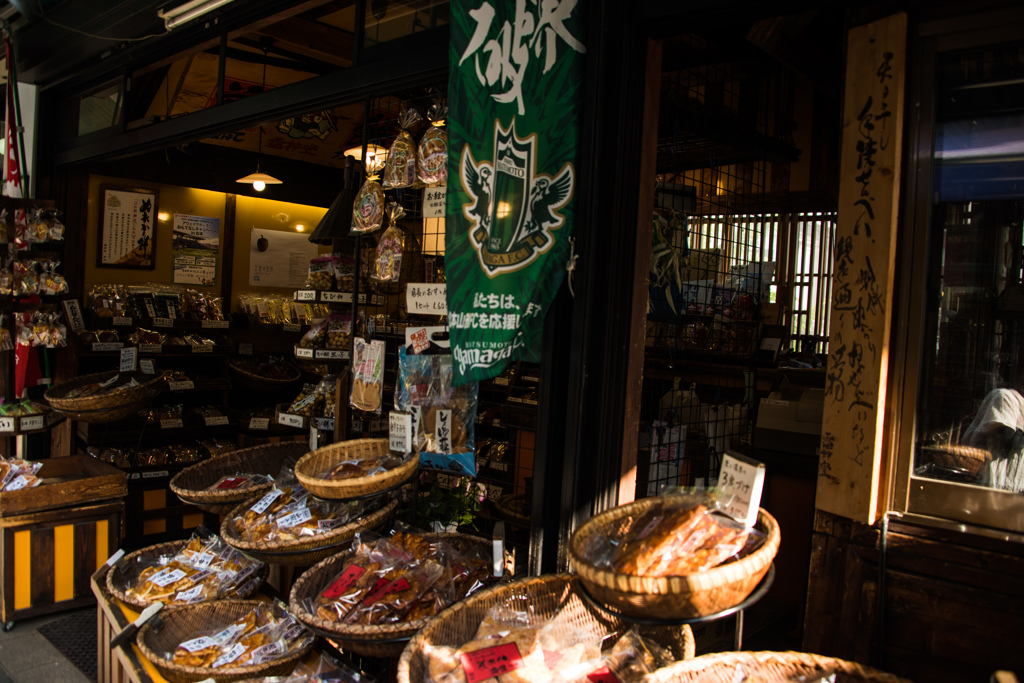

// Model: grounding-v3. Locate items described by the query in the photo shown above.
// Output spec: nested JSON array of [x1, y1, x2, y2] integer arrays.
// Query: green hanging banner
[[446, 0, 586, 385]]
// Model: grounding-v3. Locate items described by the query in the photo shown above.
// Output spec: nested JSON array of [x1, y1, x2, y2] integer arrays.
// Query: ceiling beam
[[254, 17, 354, 68]]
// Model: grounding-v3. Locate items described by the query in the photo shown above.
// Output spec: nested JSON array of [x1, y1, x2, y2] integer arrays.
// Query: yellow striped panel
[[13, 530, 31, 610], [143, 519, 166, 535], [143, 489, 164, 511], [95, 519, 109, 569], [182, 513, 204, 529], [54, 525, 74, 602]]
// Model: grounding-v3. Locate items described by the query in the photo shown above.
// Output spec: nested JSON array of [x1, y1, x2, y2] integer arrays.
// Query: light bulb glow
[[295, 224, 305, 232], [253, 180, 266, 192]]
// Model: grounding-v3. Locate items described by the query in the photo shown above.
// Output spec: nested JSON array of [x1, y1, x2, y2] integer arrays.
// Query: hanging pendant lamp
[[236, 41, 282, 191]]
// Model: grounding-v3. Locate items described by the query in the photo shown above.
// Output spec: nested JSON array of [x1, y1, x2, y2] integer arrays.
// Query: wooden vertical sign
[[816, 13, 906, 524]]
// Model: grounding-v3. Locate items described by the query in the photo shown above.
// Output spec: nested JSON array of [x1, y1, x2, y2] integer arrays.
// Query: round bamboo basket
[[220, 495, 398, 567], [169, 441, 310, 514], [568, 501, 780, 620], [227, 358, 302, 393], [288, 532, 498, 658], [294, 438, 418, 500], [135, 599, 314, 683], [921, 444, 991, 478], [643, 650, 911, 683], [45, 371, 166, 423], [398, 573, 695, 683], [106, 540, 267, 609]]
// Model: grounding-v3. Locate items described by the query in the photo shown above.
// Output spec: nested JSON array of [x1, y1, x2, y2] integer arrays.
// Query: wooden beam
[[255, 17, 354, 68], [816, 13, 906, 524]]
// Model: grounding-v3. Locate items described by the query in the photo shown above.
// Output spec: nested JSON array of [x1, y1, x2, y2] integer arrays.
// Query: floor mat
[[36, 610, 97, 683]]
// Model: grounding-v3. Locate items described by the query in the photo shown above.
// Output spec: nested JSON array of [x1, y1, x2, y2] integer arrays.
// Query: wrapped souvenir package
[[374, 203, 406, 285], [0, 456, 43, 491], [350, 337, 386, 414], [417, 101, 448, 186], [352, 177, 386, 234], [383, 108, 422, 189]]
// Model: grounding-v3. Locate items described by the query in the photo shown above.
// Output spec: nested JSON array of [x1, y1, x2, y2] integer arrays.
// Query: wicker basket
[[294, 438, 418, 500], [45, 371, 166, 423], [135, 599, 314, 683], [220, 495, 398, 567], [288, 533, 497, 658], [169, 441, 310, 514], [921, 444, 991, 478], [106, 540, 267, 609], [227, 358, 302, 393], [643, 650, 911, 683], [568, 501, 780, 620], [398, 573, 695, 683]]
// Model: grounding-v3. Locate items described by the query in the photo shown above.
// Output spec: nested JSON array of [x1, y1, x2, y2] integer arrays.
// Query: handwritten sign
[[61, 299, 85, 331], [249, 417, 270, 430], [389, 411, 413, 452], [152, 317, 173, 328], [140, 358, 155, 374], [435, 409, 453, 454], [407, 283, 448, 315], [818, 12, 906, 524], [0, 418, 14, 433], [279, 413, 304, 429], [718, 452, 766, 527], [19, 415, 44, 431], [423, 186, 447, 219], [120, 347, 137, 373]]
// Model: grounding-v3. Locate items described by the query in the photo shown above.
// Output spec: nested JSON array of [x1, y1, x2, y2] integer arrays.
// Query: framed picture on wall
[[97, 185, 158, 269]]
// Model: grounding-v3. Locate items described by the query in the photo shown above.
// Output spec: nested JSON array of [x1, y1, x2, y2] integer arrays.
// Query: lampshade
[[236, 171, 283, 185], [344, 144, 387, 174]]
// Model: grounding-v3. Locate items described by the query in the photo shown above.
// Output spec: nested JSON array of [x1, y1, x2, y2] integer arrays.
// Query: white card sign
[[120, 347, 137, 373], [718, 451, 766, 527], [139, 359, 156, 374], [406, 284, 448, 315], [422, 186, 446, 218], [389, 411, 413, 452], [61, 299, 85, 332]]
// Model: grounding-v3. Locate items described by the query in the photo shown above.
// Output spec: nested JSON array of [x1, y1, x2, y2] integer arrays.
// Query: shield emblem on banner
[[489, 124, 532, 255]]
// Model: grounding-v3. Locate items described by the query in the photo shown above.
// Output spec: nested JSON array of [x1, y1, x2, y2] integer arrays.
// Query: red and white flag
[[4, 37, 22, 199]]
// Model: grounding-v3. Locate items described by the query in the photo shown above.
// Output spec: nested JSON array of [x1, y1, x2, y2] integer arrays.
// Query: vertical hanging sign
[[446, 0, 586, 384], [817, 13, 906, 524]]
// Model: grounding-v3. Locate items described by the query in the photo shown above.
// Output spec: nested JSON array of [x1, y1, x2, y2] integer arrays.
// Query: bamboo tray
[[398, 573, 695, 683], [220, 495, 398, 567], [227, 358, 302, 393], [169, 441, 309, 514], [135, 599, 314, 683], [568, 500, 780, 620], [294, 438, 418, 500], [643, 650, 912, 682], [106, 540, 266, 609], [288, 532, 498, 658], [45, 371, 166, 423]]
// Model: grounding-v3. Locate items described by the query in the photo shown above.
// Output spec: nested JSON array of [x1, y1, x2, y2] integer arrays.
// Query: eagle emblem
[[460, 119, 574, 277]]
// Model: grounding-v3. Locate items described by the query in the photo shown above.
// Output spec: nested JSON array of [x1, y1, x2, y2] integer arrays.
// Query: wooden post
[[816, 13, 906, 524]]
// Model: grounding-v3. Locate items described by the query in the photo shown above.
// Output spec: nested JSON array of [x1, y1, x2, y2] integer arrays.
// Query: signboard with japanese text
[[172, 214, 220, 285], [98, 186, 158, 269], [446, 0, 586, 384], [817, 13, 906, 524], [423, 186, 447, 219]]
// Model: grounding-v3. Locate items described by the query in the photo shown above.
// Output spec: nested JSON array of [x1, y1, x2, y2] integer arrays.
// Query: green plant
[[649, 212, 688, 315], [401, 471, 485, 531]]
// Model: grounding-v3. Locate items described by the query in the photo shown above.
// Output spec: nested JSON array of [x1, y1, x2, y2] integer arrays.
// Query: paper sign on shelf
[[0, 418, 14, 433], [120, 347, 137, 373], [61, 299, 85, 332], [152, 318, 173, 328], [249, 417, 270, 430], [19, 415, 44, 431], [718, 451, 766, 527], [406, 283, 448, 315], [139, 359, 156, 375], [389, 412, 413, 452], [239, 343, 254, 356]]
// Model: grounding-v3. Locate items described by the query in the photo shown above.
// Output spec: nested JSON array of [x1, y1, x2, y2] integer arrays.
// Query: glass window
[[78, 81, 123, 136]]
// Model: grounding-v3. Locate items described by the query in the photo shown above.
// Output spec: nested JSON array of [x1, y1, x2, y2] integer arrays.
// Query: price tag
[[150, 568, 187, 587], [19, 415, 44, 431], [192, 552, 215, 569], [239, 342, 254, 356], [141, 470, 170, 479], [250, 642, 285, 664], [389, 412, 413, 452], [317, 349, 346, 360], [249, 417, 270, 430], [282, 323, 301, 332], [279, 413, 304, 428], [139, 343, 162, 354], [120, 347, 137, 373], [406, 283, 448, 315], [323, 565, 367, 599], [61, 299, 85, 332], [160, 419, 184, 429], [0, 417, 14, 433], [294, 347, 314, 359], [169, 380, 195, 391], [277, 508, 312, 529], [459, 643, 523, 683], [321, 291, 351, 304], [152, 317, 173, 328], [204, 415, 229, 426], [295, 290, 316, 302], [215, 477, 249, 490], [213, 643, 246, 668], [179, 636, 217, 653], [113, 316, 132, 327], [250, 489, 283, 514], [192, 343, 214, 353], [422, 185, 447, 218], [92, 342, 124, 352], [717, 451, 766, 527], [5, 475, 30, 491], [318, 518, 344, 530], [312, 417, 335, 431], [143, 300, 157, 318], [202, 320, 230, 329], [175, 585, 205, 604], [139, 359, 156, 375], [408, 327, 430, 354]]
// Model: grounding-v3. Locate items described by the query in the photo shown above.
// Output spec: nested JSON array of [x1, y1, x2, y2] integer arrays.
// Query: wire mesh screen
[[787, 211, 836, 353]]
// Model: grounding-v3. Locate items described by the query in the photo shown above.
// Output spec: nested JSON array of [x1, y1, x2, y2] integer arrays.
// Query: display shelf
[[85, 312, 231, 331], [0, 409, 65, 436], [293, 289, 387, 306], [273, 404, 335, 432], [75, 419, 236, 445], [79, 342, 232, 356]]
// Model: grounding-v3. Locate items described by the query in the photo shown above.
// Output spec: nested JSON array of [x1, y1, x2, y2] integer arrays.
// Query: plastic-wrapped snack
[[0, 271, 13, 296], [335, 256, 356, 291], [351, 176, 385, 234], [40, 261, 68, 295], [312, 534, 410, 623], [319, 450, 407, 481], [350, 338, 386, 414], [168, 443, 204, 465], [600, 629, 677, 682], [305, 256, 337, 291], [0, 457, 44, 491], [288, 383, 323, 417], [374, 203, 406, 284], [205, 474, 270, 493], [383, 108, 422, 189], [299, 318, 328, 349], [325, 314, 351, 350], [26, 210, 50, 243], [170, 602, 310, 669], [47, 212, 66, 241], [417, 101, 448, 186], [280, 652, 365, 683], [200, 438, 236, 458], [316, 375, 337, 418], [12, 260, 38, 295]]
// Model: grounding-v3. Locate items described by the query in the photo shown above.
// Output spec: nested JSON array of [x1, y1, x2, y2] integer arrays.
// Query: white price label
[[19, 415, 44, 431], [139, 359, 156, 374], [142, 470, 170, 479], [0, 417, 14, 433], [312, 417, 335, 431], [250, 641, 285, 664], [279, 413, 304, 428], [295, 290, 316, 302], [318, 518, 344, 530], [150, 568, 187, 587], [5, 475, 30, 491], [213, 643, 246, 668], [250, 488, 283, 514], [169, 380, 195, 391], [204, 415, 229, 426], [249, 417, 270, 430], [277, 507, 313, 529], [192, 344, 214, 353], [202, 320, 230, 329], [192, 552, 215, 569], [389, 412, 413, 453], [113, 316, 132, 327], [294, 347, 314, 359], [406, 283, 448, 315], [422, 185, 447, 218], [321, 291, 351, 303], [717, 451, 766, 527], [175, 585, 205, 603], [179, 635, 217, 652], [139, 344, 162, 354], [238, 342, 254, 356], [92, 342, 124, 351], [282, 323, 301, 332], [152, 317, 173, 328], [316, 349, 346, 360], [160, 418, 184, 430], [120, 347, 137, 373]]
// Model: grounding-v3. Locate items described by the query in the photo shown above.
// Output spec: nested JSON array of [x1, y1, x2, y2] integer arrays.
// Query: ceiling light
[[295, 224, 305, 232], [235, 42, 282, 191], [158, 0, 236, 30], [344, 144, 387, 174]]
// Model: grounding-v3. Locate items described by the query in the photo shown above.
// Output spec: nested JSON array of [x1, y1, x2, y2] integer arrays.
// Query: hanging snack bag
[[325, 314, 351, 350], [383, 107, 422, 189], [12, 260, 38, 295], [374, 203, 406, 284], [351, 176, 385, 234], [304, 256, 336, 291], [417, 102, 448, 186], [350, 338, 386, 414]]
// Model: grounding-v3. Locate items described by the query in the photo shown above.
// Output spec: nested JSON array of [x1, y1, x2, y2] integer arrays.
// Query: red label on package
[[460, 643, 523, 683], [322, 565, 367, 600], [409, 327, 430, 354], [587, 667, 622, 683], [216, 477, 248, 490], [362, 577, 411, 606]]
